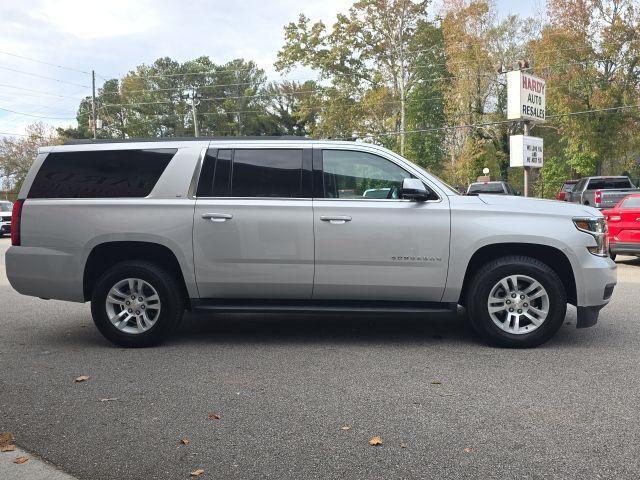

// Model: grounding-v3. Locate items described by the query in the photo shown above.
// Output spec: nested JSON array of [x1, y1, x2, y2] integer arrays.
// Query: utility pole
[[523, 121, 530, 197], [91, 70, 97, 139], [181, 89, 202, 137]]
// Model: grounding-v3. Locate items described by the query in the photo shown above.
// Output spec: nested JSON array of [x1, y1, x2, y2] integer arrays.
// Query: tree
[[0, 123, 60, 192], [276, 0, 431, 154], [530, 0, 640, 177]]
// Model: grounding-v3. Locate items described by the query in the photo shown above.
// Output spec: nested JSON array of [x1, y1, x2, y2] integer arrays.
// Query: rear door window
[[196, 148, 303, 198], [196, 149, 232, 197], [232, 149, 302, 198], [28, 149, 176, 199]]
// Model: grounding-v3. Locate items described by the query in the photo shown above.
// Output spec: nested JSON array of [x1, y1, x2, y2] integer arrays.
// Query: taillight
[[557, 191, 566, 201], [594, 190, 602, 206], [11, 199, 23, 246]]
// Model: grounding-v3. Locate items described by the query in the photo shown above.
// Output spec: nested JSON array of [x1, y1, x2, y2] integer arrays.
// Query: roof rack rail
[[63, 136, 312, 145]]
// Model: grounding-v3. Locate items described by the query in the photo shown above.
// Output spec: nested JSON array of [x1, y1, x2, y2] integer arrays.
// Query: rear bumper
[[5, 245, 84, 302], [610, 242, 640, 255]]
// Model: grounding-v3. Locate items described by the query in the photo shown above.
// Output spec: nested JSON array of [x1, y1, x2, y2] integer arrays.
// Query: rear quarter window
[[588, 178, 634, 190], [28, 149, 176, 199]]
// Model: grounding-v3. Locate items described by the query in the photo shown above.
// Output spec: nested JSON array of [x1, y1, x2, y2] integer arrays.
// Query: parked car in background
[[556, 180, 578, 201], [567, 176, 640, 209], [6, 138, 616, 349], [467, 181, 518, 196], [0, 201, 12, 237], [602, 194, 640, 261]]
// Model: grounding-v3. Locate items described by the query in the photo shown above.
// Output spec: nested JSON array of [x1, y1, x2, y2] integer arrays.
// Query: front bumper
[[610, 242, 640, 255], [571, 249, 617, 328]]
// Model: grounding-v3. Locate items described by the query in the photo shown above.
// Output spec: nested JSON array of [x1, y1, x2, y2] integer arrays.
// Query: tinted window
[[561, 182, 576, 192], [323, 150, 411, 199], [196, 149, 232, 197], [588, 178, 634, 190], [231, 149, 302, 198], [621, 197, 640, 209], [29, 149, 175, 199]]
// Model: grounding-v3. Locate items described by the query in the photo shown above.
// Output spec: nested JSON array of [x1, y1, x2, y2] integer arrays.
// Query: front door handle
[[320, 215, 352, 225], [202, 213, 233, 222]]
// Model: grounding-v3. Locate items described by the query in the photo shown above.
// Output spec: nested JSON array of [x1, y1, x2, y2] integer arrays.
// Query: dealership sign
[[510, 135, 544, 168], [507, 70, 546, 123]]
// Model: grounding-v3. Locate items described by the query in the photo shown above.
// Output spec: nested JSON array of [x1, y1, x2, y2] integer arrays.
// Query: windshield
[[408, 163, 460, 195], [621, 197, 640, 209], [561, 183, 576, 192], [0, 202, 12, 212], [468, 183, 505, 194]]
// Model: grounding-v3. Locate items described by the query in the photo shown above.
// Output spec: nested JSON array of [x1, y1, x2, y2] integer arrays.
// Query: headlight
[[573, 217, 609, 257]]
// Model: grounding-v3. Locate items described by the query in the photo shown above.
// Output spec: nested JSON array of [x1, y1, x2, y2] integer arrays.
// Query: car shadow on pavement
[[169, 309, 477, 346]]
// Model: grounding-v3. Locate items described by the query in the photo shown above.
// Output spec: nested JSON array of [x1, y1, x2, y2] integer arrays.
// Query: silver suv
[[5, 138, 616, 348]]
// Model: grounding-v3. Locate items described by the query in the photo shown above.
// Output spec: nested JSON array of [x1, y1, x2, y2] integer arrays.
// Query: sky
[[0, 0, 542, 137]]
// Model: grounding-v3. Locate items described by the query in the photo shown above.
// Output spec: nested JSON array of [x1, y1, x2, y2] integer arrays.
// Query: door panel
[[313, 199, 450, 301], [312, 147, 451, 301], [194, 199, 314, 298]]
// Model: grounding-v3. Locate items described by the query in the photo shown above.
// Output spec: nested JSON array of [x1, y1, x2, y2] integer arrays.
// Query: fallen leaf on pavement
[[431, 381, 442, 385], [340, 425, 351, 431], [400, 442, 407, 448], [13, 456, 29, 464], [207, 413, 220, 420], [1, 445, 15, 452], [368, 436, 383, 446], [0, 432, 14, 446], [190, 468, 204, 476], [74, 375, 90, 383], [464, 447, 473, 453], [180, 437, 190, 445]]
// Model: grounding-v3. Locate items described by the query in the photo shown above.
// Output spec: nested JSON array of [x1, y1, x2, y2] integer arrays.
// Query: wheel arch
[[459, 243, 577, 307], [83, 241, 191, 308]]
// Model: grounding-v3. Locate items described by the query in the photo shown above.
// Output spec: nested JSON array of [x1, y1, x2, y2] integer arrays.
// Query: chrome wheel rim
[[487, 275, 550, 335], [105, 278, 161, 334]]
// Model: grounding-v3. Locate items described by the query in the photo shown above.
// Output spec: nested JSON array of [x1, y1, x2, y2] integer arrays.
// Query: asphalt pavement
[[1, 236, 640, 479]]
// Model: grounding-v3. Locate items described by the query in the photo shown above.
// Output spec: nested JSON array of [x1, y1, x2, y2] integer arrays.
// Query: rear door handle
[[202, 213, 233, 222], [320, 215, 352, 225]]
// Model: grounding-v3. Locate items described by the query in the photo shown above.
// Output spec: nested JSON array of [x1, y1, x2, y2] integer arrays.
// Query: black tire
[[91, 261, 184, 347], [466, 255, 567, 348], [609, 251, 617, 262]]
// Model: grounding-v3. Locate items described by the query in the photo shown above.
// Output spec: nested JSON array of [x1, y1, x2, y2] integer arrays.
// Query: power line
[[0, 131, 28, 137], [0, 106, 76, 120], [376, 103, 640, 136], [0, 83, 85, 100], [0, 65, 90, 88], [0, 50, 91, 75]]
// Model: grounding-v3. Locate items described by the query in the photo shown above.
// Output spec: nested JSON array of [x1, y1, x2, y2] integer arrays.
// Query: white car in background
[[0, 201, 12, 237]]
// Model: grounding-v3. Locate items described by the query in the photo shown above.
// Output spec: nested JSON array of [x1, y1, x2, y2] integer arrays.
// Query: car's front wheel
[[466, 255, 567, 348], [91, 261, 184, 347]]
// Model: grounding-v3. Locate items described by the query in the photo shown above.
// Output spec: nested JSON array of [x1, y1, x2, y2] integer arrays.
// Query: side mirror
[[401, 178, 429, 201]]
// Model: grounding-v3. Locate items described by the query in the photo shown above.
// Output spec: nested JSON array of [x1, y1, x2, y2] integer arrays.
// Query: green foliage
[[53, 0, 640, 199]]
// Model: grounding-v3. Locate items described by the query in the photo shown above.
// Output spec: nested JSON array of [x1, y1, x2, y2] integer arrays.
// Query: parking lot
[[1, 235, 640, 479]]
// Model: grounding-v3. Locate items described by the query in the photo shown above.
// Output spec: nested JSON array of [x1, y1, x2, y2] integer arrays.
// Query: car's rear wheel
[[466, 255, 567, 348], [91, 261, 184, 347]]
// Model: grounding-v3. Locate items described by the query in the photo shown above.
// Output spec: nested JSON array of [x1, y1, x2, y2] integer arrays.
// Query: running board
[[190, 299, 457, 314]]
